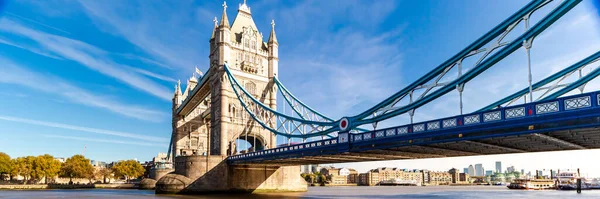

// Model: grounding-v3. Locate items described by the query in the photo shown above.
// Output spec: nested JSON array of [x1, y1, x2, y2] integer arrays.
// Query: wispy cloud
[[0, 37, 63, 60], [77, 0, 210, 70], [271, 1, 406, 118], [0, 91, 28, 98], [5, 11, 71, 34], [0, 115, 168, 143], [118, 53, 172, 70], [41, 134, 165, 147], [129, 67, 177, 83], [0, 18, 173, 101], [0, 58, 168, 122]]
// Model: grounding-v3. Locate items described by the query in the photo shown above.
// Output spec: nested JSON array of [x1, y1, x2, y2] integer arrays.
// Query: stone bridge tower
[[160, 2, 305, 194], [209, 1, 278, 156], [170, 1, 278, 158]]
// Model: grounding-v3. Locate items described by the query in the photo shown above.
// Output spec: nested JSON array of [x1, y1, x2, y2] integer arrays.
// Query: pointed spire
[[211, 17, 218, 39], [268, 19, 278, 44], [189, 75, 198, 83], [239, 0, 251, 14], [175, 80, 182, 95], [220, 1, 230, 28]]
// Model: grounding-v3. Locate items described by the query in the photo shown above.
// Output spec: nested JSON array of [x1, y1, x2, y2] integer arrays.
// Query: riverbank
[[2, 186, 599, 199], [0, 184, 136, 190]]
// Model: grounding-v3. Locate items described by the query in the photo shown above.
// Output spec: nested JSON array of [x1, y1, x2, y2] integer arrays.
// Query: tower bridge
[[157, 0, 600, 194]]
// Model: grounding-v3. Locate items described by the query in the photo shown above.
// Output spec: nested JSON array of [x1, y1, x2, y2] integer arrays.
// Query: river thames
[[1, 186, 600, 199]]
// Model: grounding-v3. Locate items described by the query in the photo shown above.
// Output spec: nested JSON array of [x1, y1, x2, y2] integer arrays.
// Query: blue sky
[[1, 0, 600, 175]]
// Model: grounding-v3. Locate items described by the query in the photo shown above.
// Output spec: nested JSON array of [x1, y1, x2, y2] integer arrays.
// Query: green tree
[[60, 155, 94, 184], [33, 154, 61, 184], [308, 174, 316, 184], [12, 156, 35, 184], [95, 168, 112, 184], [111, 160, 145, 182], [0, 152, 11, 181], [317, 174, 326, 184]]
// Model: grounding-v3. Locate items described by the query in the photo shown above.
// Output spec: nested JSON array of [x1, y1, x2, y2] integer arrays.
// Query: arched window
[[245, 82, 256, 95]]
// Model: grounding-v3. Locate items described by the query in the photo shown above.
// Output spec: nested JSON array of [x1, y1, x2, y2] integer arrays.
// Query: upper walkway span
[[229, 91, 600, 165]]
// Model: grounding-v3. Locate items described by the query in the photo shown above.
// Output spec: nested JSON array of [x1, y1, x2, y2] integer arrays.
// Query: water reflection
[[2, 186, 600, 199]]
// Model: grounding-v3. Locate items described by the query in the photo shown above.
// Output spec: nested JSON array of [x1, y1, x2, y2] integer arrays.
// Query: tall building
[[495, 161, 502, 173], [475, 164, 484, 176], [468, 165, 475, 176], [463, 168, 469, 174], [171, 0, 279, 158], [485, 170, 493, 176], [507, 166, 515, 173], [521, 169, 525, 175]]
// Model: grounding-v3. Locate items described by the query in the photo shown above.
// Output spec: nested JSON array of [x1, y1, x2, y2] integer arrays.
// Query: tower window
[[245, 82, 256, 95]]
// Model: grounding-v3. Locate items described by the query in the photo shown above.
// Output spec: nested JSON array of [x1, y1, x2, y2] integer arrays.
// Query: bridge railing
[[350, 91, 598, 143], [228, 91, 600, 161], [228, 137, 339, 160]]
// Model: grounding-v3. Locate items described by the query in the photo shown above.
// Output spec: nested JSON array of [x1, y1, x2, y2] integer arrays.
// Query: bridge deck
[[228, 91, 600, 165]]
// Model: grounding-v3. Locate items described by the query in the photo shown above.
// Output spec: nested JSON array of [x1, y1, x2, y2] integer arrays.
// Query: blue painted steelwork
[[275, 77, 334, 123], [541, 64, 600, 100], [275, 77, 369, 138], [224, 65, 339, 138], [351, 0, 551, 121], [350, 0, 581, 127], [477, 51, 600, 112], [274, 77, 336, 138], [228, 90, 600, 164]]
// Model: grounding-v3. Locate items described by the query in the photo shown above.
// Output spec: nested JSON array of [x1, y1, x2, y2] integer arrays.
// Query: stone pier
[[156, 156, 306, 194]]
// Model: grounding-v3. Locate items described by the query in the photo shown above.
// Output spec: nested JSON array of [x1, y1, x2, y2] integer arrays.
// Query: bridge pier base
[[156, 156, 306, 194]]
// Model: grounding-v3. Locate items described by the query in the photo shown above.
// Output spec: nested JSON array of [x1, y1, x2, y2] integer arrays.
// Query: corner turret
[[173, 80, 182, 108], [268, 19, 279, 79]]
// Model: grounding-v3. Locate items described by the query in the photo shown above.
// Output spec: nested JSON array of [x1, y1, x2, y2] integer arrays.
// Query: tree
[[12, 156, 35, 184], [60, 155, 94, 184], [111, 160, 145, 182], [317, 174, 326, 184], [0, 152, 10, 181], [308, 174, 316, 184], [95, 168, 112, 184], [33, 154, 61, 184]]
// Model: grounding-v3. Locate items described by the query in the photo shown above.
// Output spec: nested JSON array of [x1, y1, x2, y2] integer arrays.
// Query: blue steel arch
[[477, 51, 600, 112], [224, 65, 339, 138], [350, 0, 552, 121], [349, 0, 582, 127]]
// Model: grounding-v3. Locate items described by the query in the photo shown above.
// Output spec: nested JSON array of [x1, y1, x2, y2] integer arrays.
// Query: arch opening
[[231, 134, 265, 155]]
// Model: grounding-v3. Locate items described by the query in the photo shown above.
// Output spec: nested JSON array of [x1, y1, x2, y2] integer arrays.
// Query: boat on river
[[507, 179, 555, 190]]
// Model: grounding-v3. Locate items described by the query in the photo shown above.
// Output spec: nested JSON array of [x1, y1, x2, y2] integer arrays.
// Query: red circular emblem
[[339, 118, 350, 131]]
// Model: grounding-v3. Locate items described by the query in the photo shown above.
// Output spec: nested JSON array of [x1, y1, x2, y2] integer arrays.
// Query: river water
[[1, 186, 599, 199]]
